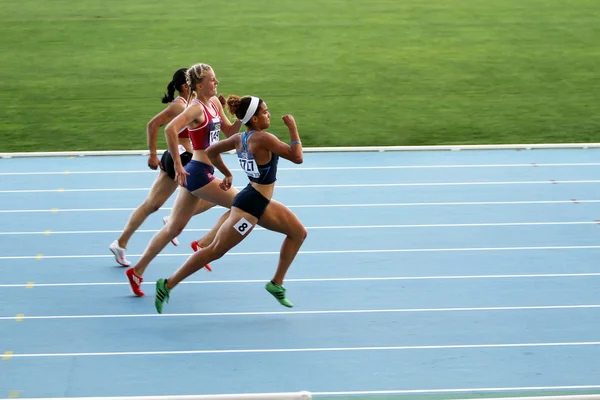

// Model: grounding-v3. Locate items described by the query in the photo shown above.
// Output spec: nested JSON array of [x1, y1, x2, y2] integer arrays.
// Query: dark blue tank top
[[236, 130, 279, 184]]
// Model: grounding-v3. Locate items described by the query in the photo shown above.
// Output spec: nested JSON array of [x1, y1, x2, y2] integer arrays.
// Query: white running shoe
[[163, 216, 180, 246], [109, 240, 131, 266]]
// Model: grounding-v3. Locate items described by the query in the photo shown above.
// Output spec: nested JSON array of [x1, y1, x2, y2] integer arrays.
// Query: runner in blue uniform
[[154, 94, 307, 313]]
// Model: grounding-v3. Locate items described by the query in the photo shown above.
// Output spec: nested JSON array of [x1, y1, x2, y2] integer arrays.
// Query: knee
[[165, 220, 185, 237], [293, 226, 308, 243], [142, 200, 162, 214], [206, 242, 228, 261]]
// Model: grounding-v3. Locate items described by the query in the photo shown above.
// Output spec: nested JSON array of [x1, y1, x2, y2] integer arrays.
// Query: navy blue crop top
[[236, 130, 279, 184]]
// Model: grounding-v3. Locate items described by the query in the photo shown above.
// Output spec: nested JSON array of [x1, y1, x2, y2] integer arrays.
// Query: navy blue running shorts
[[232, 183, 270, 219], [182, 160, 215, 192], [160, 150, 193, 180]]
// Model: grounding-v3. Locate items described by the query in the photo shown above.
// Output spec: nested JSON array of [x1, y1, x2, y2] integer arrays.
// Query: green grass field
[[1, 0, 599, 152]]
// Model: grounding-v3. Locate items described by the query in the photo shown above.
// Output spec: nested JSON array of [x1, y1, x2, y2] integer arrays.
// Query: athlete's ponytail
[[226, 95, 263, 125], [161, 68, 188, 103], [226, 95, 242, 117], [161, 81, 176, 103]]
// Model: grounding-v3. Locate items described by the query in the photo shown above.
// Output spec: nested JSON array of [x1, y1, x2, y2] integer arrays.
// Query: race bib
[[233, 217, 253, 236], [209, 118, 221, 145], [237, 150, 260, 178]]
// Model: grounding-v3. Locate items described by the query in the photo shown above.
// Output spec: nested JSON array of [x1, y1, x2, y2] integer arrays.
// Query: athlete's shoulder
[[174, 95, 189, 106], [254, 130, 278, 141], [185, 98, 204, 112], [209, 95, 224, 108], [249, 130, 279, 149], [169, 97, 187, 112]]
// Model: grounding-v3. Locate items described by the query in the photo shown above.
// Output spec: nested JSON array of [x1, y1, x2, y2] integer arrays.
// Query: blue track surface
[[1, 149, 600, 399]]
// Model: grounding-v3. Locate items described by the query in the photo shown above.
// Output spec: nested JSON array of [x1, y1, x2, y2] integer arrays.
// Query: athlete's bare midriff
[[191, 149, 213, 165], [250, 181, 275, 200], [178, 138, 193, 153]]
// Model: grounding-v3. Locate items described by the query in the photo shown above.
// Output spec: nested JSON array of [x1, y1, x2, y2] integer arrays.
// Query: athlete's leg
[[156, 177, 239, 265], [133, 188, 199, 278], [191, 179, 239, 208], [152, 158, 235, 255], [126, 176, 240, 295], [120, 171, 177, 247], [125, 187, 200, 296], [191, 209, 231, 250], [172, 209, 255, 289], [155, 208, 257, 313], [110, 171, 177, 266], [187, 180, 238, 250], [163, 197, 217, 246], [194, 198, 217, 215], [257, 199, 308, 284]]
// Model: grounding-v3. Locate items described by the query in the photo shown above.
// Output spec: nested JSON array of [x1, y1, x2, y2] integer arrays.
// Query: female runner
[[109, 68, 216, 266], [125, 63, 242, 295], [153, 94, 307, 312]]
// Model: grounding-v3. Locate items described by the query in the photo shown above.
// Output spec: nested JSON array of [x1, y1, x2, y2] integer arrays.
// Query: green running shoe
[[265, 281, 293, 308], [155, 278, 170, 314]]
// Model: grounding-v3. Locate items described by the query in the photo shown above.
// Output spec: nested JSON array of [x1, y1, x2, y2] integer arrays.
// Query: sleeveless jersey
[[188, 99, 221, 150], [175, 96, 190, 139], [236, 130, 279, 184]]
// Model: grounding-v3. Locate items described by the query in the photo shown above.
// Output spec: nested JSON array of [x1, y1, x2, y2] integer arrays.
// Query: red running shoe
[[190, 241, 212, 272], [126, 267, 144, 297]]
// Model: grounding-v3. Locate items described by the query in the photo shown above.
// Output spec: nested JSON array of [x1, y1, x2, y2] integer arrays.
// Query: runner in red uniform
[[109, 68, 217, 266]]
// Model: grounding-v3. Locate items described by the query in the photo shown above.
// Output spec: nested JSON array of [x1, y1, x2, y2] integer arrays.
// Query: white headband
[[240, 96, 260, 124]]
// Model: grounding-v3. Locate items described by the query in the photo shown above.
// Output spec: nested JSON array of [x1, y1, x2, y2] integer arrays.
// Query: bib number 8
[[233, 217, 252, 236]]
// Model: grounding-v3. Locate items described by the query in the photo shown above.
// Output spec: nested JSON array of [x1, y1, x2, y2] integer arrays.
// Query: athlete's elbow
[[164, 126, 177, 142], [224, 127, 236, 138], [291, 154, 303, 164], [147, 120, 158, 133], [206, 148, 217, 160]]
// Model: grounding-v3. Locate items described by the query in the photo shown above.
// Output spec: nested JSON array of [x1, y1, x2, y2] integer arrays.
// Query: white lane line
[[2, 162, 600, 176], [1, 199, 598, 213], [2, 304, 599, 321], [2, 272, 600, 288], [1, 221, 597, 236], [2, 245, 600, 260], [1, 180, 600, 193], [8, 341, 600, 358]]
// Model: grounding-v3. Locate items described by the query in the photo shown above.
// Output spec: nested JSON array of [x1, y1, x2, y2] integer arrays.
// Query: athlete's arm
[[165, 103, 204, 186], [206, 134, 240, 176], [146, 101, 185, 169], [258, 115, 303, 164], [213, 96, 242, 137], [165, 104, 203, 169]]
